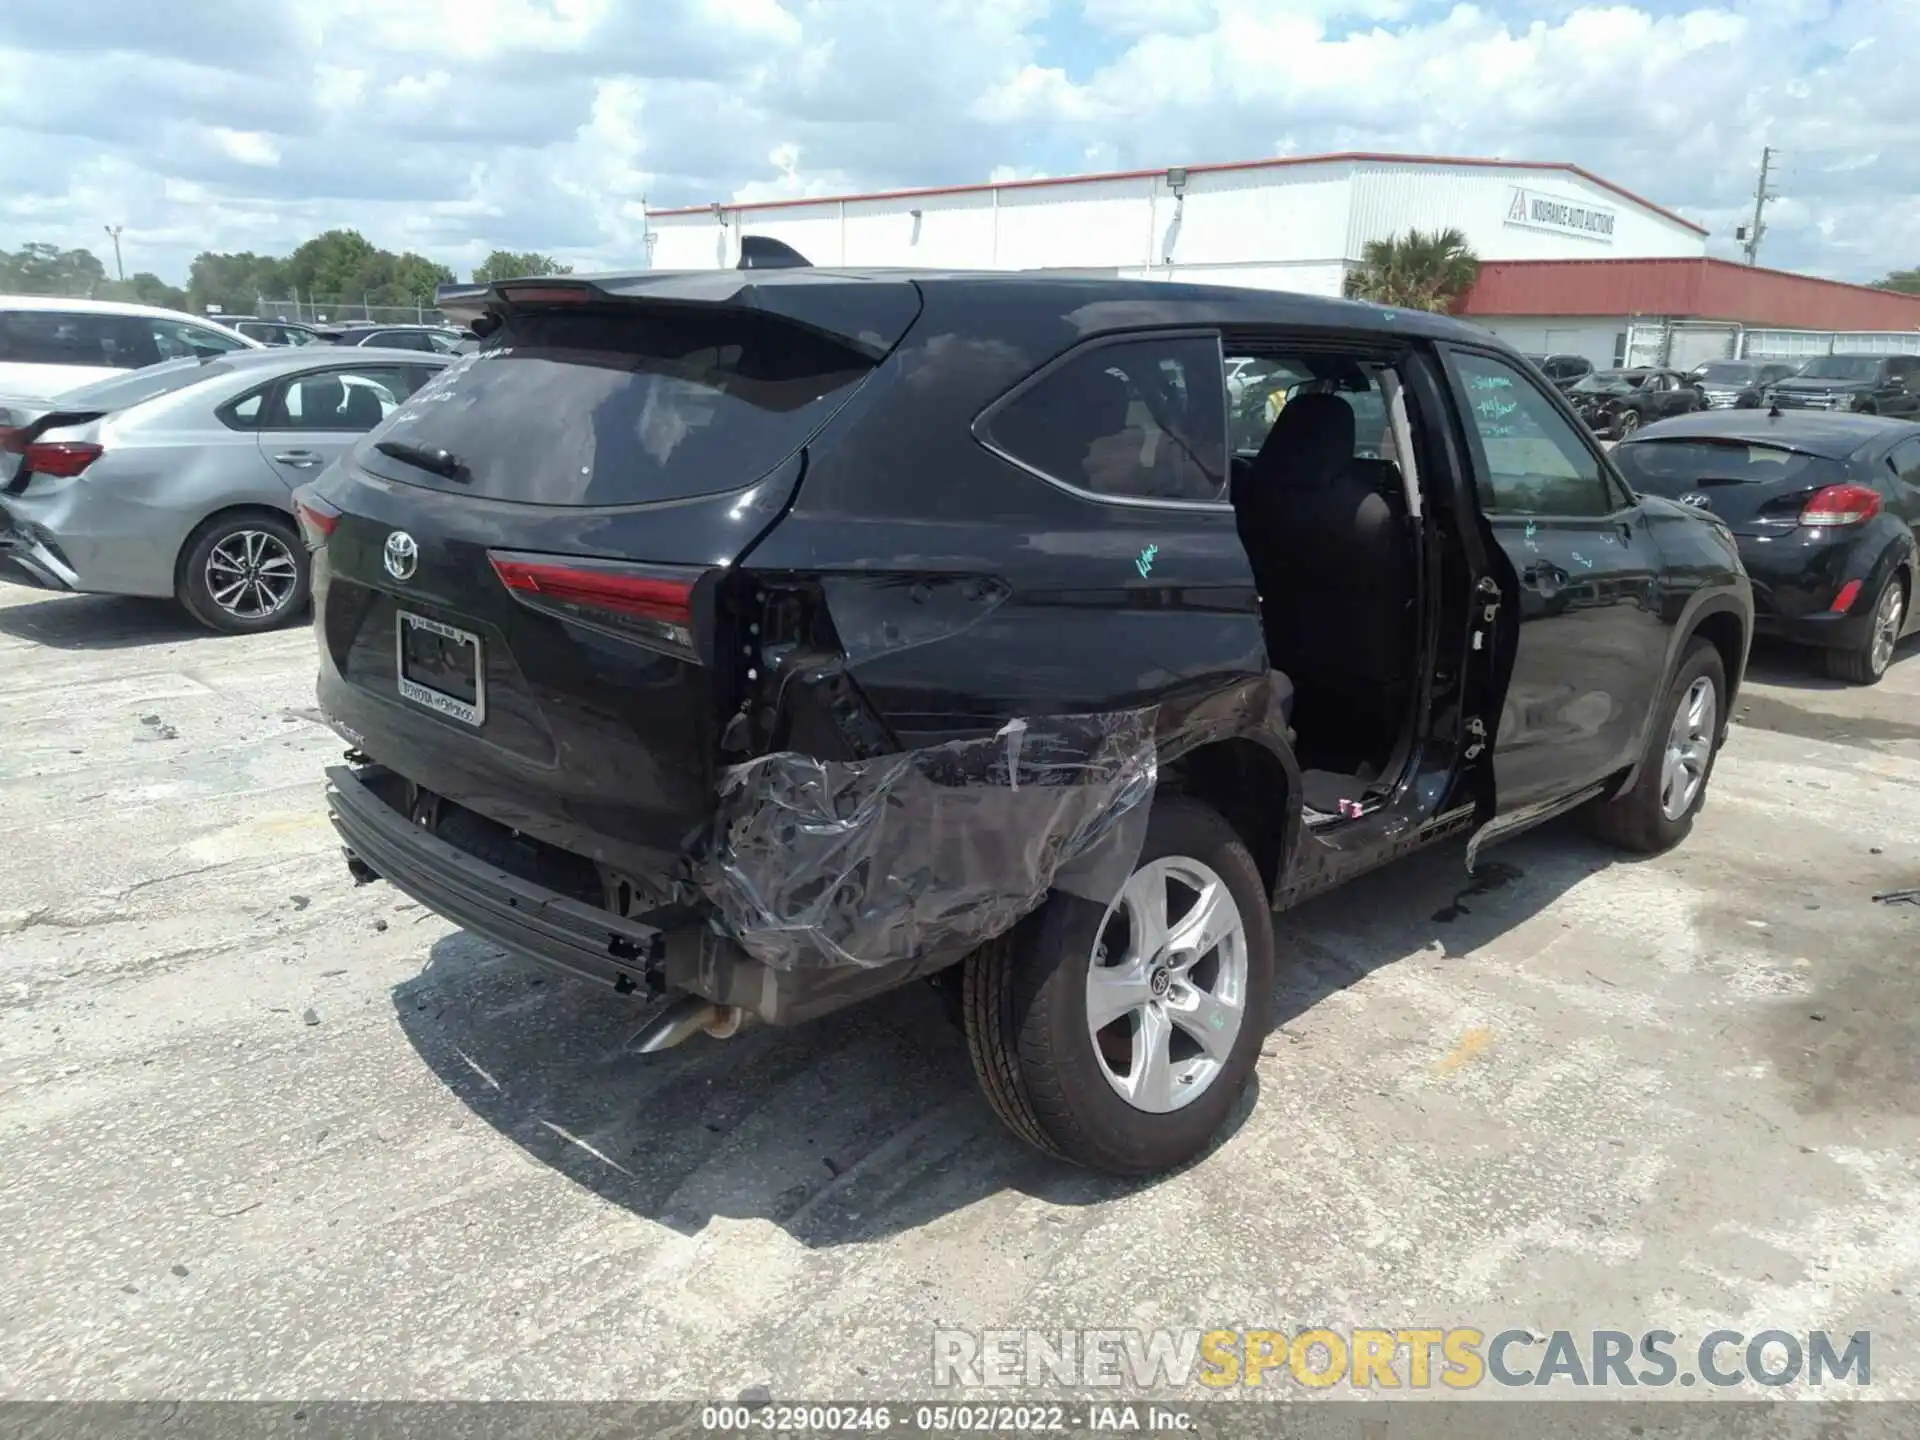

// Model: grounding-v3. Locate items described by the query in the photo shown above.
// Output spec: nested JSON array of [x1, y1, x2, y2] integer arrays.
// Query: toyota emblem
[[383, 530, 419, 581]]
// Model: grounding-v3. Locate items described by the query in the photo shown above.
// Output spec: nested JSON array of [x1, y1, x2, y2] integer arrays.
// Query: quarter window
[[981, 336, 1228, 503], [1451, 350, 1614, 517]]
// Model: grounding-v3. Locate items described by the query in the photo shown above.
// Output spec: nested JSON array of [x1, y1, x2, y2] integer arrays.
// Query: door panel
[[255, 364, 421, 490], [1443, 346, 1670, 816]]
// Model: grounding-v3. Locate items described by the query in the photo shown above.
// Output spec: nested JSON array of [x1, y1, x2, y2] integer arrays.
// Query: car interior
[[1223, 352, 1424, 819]]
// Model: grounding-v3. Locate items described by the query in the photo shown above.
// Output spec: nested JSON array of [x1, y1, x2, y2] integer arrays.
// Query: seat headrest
[[300, 376, 347, 422], [1253, 392, 1355, 491]]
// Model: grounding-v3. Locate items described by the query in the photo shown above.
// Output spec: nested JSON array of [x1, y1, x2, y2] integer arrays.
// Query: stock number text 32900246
[[701, 1404, 1088, 1433]]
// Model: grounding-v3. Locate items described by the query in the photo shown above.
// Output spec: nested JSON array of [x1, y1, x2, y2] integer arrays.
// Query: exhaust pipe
[[628, 996, 747, 1053]]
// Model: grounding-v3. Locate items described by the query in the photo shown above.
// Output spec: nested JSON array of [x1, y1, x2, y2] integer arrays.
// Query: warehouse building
[[648, 150, 1920, 367], [645, 151, 1709, 295], [1460, 258, 1920, 371]]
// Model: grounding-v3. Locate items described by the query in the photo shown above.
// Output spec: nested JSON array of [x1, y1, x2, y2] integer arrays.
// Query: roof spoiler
[[431, 263, 918, 361], [737, 236, 812, 270]]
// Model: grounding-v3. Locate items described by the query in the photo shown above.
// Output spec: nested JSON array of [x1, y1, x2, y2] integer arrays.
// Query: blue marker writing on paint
[[1135, 543, 1159, 578], [1572, 551, 1594, 569]]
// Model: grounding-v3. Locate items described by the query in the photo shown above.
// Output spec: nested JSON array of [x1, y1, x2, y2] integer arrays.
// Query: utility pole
[[103, 224, 125, 282], [1740, 148, 1776, 266]]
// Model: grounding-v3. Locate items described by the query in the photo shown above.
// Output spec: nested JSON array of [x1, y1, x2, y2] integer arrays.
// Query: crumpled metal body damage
[[693, 709, 1158, 972]]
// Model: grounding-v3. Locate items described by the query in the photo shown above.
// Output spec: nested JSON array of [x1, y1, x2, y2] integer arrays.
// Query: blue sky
[[0, 0, 1913, 286]]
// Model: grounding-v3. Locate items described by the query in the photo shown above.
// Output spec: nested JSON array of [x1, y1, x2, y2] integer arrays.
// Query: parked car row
[[220, 315, 470, 353]]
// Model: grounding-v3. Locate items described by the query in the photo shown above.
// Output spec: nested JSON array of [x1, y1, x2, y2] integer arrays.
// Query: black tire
[[1823, 570, 1907, 686], [1615, 408, 1643, 438], [177, 511, 310, 634], [961, 795, 1275, 1175], [1584, 637, 1725, 854]]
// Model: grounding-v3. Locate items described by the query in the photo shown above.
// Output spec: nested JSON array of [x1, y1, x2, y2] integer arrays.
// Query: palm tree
[[1343, 228, 1481, 313]]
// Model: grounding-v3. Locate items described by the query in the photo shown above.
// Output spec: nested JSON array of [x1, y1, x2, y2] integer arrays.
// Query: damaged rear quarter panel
[[709, 281, 1301, 963]]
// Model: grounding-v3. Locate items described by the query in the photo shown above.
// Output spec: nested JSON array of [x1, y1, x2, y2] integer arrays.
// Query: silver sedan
[[0, 346, 448, 632]]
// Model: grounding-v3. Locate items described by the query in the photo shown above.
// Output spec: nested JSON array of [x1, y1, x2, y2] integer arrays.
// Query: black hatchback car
[[299, 267, 1751, 1175], [1614, 409, 1919, 683]]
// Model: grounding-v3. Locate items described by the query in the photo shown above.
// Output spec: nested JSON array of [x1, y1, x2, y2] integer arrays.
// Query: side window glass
[[274, 367, 410, 431], [223, 390, 266, 430], [149, 319, 245, 359], [1226, 354, 1402, 470], [1890, 437, 1920, 484], [1451, 350, 1613, 517], [0, 310, 129, 366], [981, 335, 1228, 502]]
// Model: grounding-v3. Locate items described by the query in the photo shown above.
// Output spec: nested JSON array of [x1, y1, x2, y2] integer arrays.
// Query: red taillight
[[492, 557, 694, 621], [490, 553, 703, 657], [295, 495, 340, 546], [1830, 579, 1863, 614], [1800, 483, 1882, 527], [22, 440, 102, 478]]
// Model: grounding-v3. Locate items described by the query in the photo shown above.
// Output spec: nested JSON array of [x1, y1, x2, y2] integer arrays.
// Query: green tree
[[1873, 267, 1920, 295], [1343, 228, 1481, 313], [186, 250, 289, 314], [0, 242, 110, 296], [98, 273, 190, 310], [284, 229, 382, 301], [472, 249, 572, 284]]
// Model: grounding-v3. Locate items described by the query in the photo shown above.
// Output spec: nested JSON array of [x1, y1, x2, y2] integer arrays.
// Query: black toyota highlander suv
[[298, 263, 1752, 1176]]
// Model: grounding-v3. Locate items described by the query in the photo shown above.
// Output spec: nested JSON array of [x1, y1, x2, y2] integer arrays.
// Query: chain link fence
[[244, 296, 449, 326]]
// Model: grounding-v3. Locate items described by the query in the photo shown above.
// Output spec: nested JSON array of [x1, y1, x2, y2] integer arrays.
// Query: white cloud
[[0, 0, 1913, 286]]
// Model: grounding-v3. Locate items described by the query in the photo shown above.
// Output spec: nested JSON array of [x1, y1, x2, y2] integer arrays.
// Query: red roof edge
[[645, 150, 1709, 236]]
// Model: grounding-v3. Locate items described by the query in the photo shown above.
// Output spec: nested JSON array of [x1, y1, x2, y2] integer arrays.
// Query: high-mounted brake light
[[496, 284, 591, 305], [1800, 483, 1882, 527], [490, 553, 704, 658], [22, 440, 102, 478]]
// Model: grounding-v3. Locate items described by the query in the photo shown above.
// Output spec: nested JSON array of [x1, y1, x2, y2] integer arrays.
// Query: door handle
[[273, 450, 323, 467]]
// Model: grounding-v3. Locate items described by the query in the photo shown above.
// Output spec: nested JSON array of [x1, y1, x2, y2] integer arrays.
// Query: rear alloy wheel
[[962, 795, 1275, 1175], [1583, 637, 1725, 854], [178, 512, 310, 634], [1825, 574, 1906, 686]]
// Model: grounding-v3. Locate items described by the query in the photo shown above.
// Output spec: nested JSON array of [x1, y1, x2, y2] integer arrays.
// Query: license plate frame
[[395, 610, 486, 727]]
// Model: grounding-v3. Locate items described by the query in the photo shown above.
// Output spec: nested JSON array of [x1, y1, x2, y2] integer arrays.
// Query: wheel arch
[[1158, 734, 1298, 900], [1609, 595, 1749, 800]]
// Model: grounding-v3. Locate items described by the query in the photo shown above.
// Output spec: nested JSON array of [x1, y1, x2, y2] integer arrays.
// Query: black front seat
[[1231, 392, 1409, 701]]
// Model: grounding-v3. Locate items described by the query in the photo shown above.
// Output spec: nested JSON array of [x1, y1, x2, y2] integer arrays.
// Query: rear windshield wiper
[[375, 439, 467, 482]]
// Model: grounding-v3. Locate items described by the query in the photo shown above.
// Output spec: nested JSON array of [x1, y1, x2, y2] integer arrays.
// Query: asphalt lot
[[2, 582, 1917, 1403]]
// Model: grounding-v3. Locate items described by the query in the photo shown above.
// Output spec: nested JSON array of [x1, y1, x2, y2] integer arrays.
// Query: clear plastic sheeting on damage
[[695, 710, 1158, 971]]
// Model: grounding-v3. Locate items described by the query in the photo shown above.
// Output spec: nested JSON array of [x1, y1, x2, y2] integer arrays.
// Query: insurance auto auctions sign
[[1505, 186, 1617, 242]]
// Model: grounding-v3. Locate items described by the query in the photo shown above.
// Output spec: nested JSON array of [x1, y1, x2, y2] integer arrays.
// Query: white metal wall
[[1345, 163, 1704, 263], [646, 157, 1708, 286], [1742, 330, 1920, 359], [1473, 317, 1626, 370]]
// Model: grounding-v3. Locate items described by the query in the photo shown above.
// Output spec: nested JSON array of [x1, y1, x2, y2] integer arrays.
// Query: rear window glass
[[1615, 439, 1836, 496], [59, 357, 232, 411], [356, 307, 879, 504]]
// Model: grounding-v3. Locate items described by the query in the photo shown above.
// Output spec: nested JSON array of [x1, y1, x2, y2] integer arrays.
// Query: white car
[[0, 295, 262, 400]]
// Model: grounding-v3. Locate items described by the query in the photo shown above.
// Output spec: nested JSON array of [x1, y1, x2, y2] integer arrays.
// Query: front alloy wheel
[[1658, 675, 1716, 822], [1615, 409, 1643, 438]]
